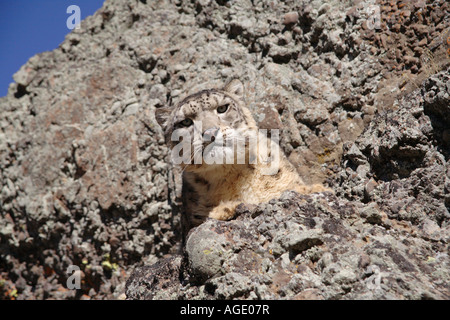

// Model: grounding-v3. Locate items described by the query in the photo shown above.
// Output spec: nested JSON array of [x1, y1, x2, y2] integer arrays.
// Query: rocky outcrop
[[336, 70, 450, 226], [127, 190, 449, 300], [0, 0, 449, 299], [126, 69, 449, 300]]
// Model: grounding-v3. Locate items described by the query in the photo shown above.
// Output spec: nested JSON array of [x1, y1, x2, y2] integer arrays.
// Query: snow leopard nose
[[203, 127, 220, 143]]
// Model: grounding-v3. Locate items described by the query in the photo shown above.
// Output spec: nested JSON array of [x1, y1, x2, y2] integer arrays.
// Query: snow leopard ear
[[154, 106, 172, 130], [223, 79, 244, 98]]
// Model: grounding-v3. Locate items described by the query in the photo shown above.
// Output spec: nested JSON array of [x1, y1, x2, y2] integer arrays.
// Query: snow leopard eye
[[179, 118, 193, 127], [217, 103, 229, 114]]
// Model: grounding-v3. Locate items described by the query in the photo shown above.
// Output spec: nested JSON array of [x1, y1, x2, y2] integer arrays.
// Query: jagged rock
[[127, 68, 449, 300], [127, 191, 449, 300], [1, 0, 449, 300], [337, 68, 450, 226]]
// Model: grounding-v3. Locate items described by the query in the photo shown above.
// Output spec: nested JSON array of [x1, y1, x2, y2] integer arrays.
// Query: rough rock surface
[[127, 191, 449, 300], [127, 68, 450, 300], [0, 0, 449, 299]]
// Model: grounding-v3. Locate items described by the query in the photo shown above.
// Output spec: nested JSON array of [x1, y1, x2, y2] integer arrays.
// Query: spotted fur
[[155, 79, 331, 233]]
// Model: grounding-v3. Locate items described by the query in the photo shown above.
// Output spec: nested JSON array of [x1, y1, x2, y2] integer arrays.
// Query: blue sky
[[0, 0, 105, 97]]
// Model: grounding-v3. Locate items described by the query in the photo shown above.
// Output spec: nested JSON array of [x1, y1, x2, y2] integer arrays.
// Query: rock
[[360, 203, 384, 225], [1, 0, 449, 300], [283, 12, 299, 25], [337, 68, 450, 225], [364, 178, 378, 197], [419, 219, 442, 241], [125, 255, 183, 300], [127, 191, 449, 300], [185, 224, 231, 283]]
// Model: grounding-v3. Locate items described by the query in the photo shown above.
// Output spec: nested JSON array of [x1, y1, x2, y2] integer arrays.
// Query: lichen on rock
[[1, 0, 449, 300]]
